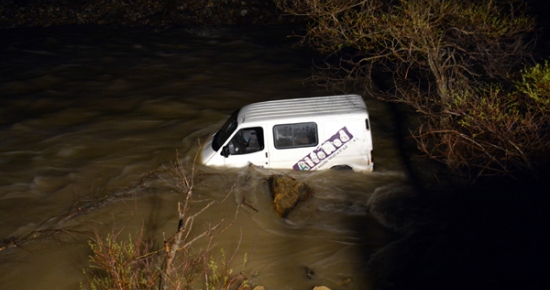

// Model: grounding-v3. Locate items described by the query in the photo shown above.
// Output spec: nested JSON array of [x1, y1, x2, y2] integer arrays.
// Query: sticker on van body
[[293, 126, 354, 171]]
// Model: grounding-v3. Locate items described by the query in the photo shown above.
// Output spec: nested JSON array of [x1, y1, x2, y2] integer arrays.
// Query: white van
[[200, 94, 374, 172]]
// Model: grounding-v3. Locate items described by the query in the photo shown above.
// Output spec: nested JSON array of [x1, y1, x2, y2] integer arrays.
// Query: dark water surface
[[0, 26, 407, 290], [0, 26, 547, 290]]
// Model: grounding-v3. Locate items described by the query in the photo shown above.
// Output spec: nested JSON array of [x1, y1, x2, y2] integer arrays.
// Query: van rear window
[[273, 122, 318, 149]]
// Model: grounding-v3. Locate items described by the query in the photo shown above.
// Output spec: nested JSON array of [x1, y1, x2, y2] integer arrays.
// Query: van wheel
[[330, 165, 352, 171]]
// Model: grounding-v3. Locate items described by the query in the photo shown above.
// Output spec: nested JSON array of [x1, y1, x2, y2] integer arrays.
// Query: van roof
[[239, 94, 368, 124]]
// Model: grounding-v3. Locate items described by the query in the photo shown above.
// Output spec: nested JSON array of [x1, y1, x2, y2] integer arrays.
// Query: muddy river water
[[0, 26, 544, 290], [0, 26, 409, 290]]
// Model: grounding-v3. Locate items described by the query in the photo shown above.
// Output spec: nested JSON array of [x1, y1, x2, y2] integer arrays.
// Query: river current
[[0, 26, 409, 290], [1, 26, 545, 290]]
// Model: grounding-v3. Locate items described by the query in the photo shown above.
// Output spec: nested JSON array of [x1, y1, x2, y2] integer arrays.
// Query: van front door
[[221, 127, 269, 168]]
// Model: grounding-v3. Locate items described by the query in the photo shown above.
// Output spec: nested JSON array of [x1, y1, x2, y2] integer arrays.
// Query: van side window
[[227, 127, 264, 155], [273, 122, 318, 149]]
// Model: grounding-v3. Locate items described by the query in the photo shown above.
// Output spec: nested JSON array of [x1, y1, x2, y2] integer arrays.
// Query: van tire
[[330, 165, 352, 171]]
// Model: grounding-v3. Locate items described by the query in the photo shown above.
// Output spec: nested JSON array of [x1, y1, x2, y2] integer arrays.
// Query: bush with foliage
[[420, 62, 550, 178], [276, 0, 548, 180]]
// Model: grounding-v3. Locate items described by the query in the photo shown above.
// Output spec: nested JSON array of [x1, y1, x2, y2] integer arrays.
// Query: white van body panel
[[200, 95, 374, 172]]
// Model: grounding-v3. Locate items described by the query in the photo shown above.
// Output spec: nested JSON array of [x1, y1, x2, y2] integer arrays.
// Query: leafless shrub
[[82, 152, 251, 290], [276, 0, 544, 181]]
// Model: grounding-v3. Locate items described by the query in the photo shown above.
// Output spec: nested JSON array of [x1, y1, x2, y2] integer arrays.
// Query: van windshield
[[212, 110, 240, 152]]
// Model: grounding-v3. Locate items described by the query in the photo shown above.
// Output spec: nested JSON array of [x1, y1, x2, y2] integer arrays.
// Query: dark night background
[[1, 0, 550, 29]]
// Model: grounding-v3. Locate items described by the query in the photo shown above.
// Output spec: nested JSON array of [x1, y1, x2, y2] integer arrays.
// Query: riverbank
[[0, 0, 297, 29]]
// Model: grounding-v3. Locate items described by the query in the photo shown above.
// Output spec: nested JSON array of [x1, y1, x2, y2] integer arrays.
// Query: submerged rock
[[268, 174, 313, 218]]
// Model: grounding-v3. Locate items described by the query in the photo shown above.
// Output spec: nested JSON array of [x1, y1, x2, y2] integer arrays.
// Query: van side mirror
[[221, 146, 230, 157]]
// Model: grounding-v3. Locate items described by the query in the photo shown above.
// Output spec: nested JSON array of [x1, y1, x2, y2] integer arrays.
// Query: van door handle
[[265, 152, 268, 158]]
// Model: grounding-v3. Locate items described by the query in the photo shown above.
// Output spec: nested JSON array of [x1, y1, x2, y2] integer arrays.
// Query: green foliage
[[82, 231, 251, 290], [205, 249, 249, 290], [81, 231, 160, 290], [437, 62, 550, 177], [516, 60, 550, 110]]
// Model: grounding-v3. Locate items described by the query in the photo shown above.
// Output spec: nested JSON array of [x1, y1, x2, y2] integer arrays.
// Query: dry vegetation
[[276, 0, 550, 181], [81, 157, 257, 290]]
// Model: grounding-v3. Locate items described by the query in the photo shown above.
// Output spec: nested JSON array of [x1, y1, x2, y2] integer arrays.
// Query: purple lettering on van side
[[293, 126, 354, 171]]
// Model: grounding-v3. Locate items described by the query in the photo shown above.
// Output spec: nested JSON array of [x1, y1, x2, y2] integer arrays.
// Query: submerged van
[[201, 94, 374, 172]]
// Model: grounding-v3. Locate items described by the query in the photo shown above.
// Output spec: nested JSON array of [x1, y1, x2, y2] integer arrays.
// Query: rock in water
[[268, 174, 313, 218]]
